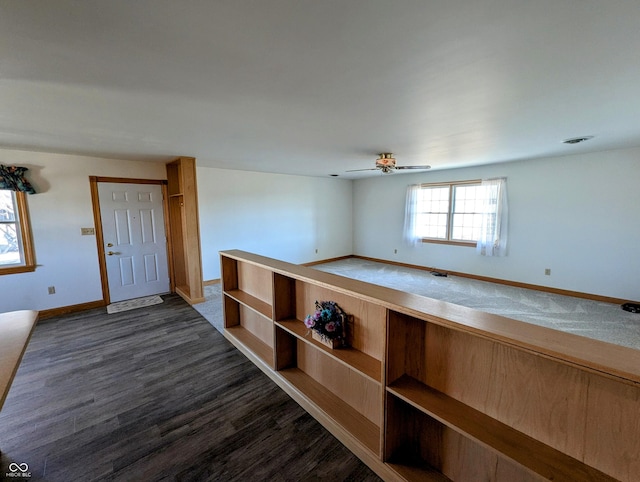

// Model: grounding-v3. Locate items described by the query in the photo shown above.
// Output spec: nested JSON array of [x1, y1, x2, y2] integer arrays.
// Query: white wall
[[0, 149, 353, 312], [0, 149, 166, 312], [4, 145, 636, 312], [354, 147, 640, 301], [197, 167, 353, 281]]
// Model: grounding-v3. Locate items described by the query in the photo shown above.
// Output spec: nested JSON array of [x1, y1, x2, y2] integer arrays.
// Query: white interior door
[[98, 182, 170, 303]]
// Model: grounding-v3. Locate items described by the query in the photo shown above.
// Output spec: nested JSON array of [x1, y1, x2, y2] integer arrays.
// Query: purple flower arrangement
[[304, 300, 347, 346]]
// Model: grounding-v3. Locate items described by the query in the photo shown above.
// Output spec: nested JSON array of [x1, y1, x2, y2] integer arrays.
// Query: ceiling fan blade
[[345, 168, 378, 172], [395, 165, 431, 170]]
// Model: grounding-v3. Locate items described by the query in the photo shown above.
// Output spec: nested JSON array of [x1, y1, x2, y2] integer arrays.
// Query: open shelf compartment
[[387, 375, 615, 482], [221, 254, 274, 319], [278, 367, 381, 455], [385, 392, 541, 482], [276, 319, 381, 384], [385, 308, 618, 482], [225, 325, 273, 368], [223, 293, 275, 368], [225, 289, 272, 319]]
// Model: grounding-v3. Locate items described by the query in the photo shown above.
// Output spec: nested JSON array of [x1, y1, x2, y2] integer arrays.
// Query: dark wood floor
[[0, 295, 381, 481]]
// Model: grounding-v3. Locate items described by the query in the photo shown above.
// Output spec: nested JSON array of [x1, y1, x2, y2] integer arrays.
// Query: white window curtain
[[477, 177, 508, 256], [403, 184, 421, 246]]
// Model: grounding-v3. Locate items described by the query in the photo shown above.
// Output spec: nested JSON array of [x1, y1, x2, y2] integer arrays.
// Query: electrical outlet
[[394, 249, 398, 254], [48, 286, 56, 294], [315, 249, 318, 254], [544, 268, 551, 276]]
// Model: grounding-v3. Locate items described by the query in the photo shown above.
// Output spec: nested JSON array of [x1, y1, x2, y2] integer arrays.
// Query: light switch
[[81, 227, 95, 235]]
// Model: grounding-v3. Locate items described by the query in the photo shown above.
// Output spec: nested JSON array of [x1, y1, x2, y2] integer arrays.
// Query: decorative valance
[[0, 164, 36, 194]]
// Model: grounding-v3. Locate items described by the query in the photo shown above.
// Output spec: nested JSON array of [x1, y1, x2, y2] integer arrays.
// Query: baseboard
[[350, 255, 633, 305], [175, 286, 206, 305], [38, 284, 210, 320], [37, 256, 630, 321], [302, 255, 353, 267], [39, 300, 106, 320]]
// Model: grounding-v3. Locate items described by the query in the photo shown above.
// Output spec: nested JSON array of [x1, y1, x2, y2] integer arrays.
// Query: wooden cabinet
[[166, 157, 204, 304], [220, 250, 640, 482]]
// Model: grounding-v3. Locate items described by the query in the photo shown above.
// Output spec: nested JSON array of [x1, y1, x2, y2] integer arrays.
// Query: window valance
[[0, 164, 36, 194]]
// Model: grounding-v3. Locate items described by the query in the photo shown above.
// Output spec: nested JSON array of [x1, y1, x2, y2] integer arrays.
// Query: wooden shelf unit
[[220, 250, 387, 470], [166, 157, 204, 304], [220, 250, 640, 482]]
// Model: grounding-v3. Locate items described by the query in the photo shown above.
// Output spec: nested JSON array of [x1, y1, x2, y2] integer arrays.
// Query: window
[[0, 189, 35, 274], [404, 178, 508, 254], [413, 180, 487, 245]]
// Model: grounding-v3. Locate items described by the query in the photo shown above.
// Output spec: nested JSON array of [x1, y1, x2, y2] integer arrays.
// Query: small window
[[415, 181, 485, 245], [0, 189, 35, 274]]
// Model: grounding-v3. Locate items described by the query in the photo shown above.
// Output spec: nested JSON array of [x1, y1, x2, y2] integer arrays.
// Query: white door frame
[[90, 176, 173, 305]]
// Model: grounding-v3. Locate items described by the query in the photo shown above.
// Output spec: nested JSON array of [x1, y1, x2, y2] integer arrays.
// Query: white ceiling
[[1, 0, 640, 179]]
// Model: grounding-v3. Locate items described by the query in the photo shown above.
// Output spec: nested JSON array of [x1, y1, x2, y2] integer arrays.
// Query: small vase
[[312, 330, 340, 349]]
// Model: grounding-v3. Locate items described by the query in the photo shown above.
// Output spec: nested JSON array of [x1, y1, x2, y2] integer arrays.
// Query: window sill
[[421, 239, 477, 248], [0, 264, 36, 276]]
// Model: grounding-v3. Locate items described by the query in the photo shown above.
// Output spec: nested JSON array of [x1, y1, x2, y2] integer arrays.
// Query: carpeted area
[[193, 283, 224, 332], [196, 259, 639, 351], [314, 258, 640, 350]]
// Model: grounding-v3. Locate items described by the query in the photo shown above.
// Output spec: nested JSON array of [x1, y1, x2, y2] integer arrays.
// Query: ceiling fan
[[347, 153, 431, 174]]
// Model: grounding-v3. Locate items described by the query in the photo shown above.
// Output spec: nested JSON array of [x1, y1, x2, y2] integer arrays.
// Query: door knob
[[107, 251, 119, 256]]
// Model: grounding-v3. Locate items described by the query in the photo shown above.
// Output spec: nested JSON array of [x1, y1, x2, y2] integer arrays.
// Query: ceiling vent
[[563, 136, 594, 144]]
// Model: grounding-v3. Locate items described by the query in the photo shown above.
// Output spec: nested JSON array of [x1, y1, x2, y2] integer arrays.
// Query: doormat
[[107, 295, 164, 314]]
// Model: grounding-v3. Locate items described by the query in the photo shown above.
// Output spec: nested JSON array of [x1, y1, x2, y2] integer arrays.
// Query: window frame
[[0, 190, 35, 275], [416, 179, 482, 247]]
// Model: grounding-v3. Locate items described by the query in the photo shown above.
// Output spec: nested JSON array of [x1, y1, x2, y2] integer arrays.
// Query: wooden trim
[[162, 182, 175, 294], [89, 177, 110, 305], [450, 270, 633, 305], [0, 264, 36, 275], [38, 300, 105, 320], [204, 278, 220, 285], [0, 191, 36, 275], [351, 255, 436, 274], [89, 176, 167, 185], [175, 286, 206, 305], [301, 255, 353, 267], [15, 191, 35, 268], [351, 255, 635, 305]]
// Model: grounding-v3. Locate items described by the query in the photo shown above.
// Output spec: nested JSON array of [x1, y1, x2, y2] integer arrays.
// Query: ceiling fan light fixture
[[346, 153, 431, 174], [375, 153, 396, 168]]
